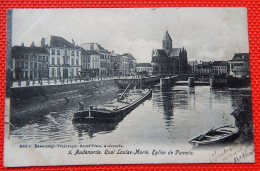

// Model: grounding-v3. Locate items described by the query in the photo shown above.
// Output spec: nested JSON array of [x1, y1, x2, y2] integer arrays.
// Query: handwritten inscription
[[209, 145, 254, 163]]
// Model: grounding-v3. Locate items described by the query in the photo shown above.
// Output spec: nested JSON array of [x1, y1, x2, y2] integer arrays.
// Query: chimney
[[30, 41, 35, 47], [41, 38, 45, 47], [21, 42, 24, 46], [72, 39, 75, 46]]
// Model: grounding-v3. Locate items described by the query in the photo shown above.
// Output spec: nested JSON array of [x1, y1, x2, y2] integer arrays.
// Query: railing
[[10, 75, 137, 88]]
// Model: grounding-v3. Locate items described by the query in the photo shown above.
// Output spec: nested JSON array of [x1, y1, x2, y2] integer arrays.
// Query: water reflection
[[73, 121, 119, 138], [8, 86, 252, 146]]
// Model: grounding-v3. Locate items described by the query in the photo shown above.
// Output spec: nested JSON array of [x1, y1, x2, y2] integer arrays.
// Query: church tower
[[162, 30, 172, 51]]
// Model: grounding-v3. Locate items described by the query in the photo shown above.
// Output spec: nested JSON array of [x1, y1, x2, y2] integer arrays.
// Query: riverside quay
[[7, 31, 250, 88]]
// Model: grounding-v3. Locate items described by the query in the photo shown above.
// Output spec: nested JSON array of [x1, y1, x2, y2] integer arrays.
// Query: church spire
[[162, 30, 172, 50]]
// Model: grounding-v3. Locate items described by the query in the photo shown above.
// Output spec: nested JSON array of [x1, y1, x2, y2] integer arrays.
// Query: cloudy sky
[[12, 8, 249, 62]]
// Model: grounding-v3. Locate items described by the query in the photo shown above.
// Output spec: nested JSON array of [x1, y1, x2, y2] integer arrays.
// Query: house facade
[[43, 36, 82, 79], [81, 49, 100, 77], [123, 53, 137, 76], [136, 63, 153, 76], [212, 61, 229, 75], [188, 60, 199, 74], [119, 54, 129, 76], [81, 43, 110, 76], [11, 44, 49, 81], [228, 53, 250, 76]]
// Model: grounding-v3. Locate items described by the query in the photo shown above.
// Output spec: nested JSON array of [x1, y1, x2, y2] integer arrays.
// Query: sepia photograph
[[4, 8, 254, 167]]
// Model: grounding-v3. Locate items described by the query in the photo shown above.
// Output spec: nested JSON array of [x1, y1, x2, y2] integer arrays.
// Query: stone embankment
[[10, 80, 119, 122]]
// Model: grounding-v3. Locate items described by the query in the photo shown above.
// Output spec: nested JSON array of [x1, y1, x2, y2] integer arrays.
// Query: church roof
[[152, 49, 168, 57], [168, 48, 181, 57], [163, 30, 172, 41]]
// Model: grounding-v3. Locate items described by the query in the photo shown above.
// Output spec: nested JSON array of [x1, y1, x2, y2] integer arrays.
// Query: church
[[151, 30, 188, 75]]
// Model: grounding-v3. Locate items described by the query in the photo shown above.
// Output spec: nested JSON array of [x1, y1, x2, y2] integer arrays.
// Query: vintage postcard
[[4, 8, 254, 167]]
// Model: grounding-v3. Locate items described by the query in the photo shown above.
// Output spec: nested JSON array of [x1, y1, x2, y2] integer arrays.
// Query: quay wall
[[10, 80, 119, 123], [210, 77, 251, 88]]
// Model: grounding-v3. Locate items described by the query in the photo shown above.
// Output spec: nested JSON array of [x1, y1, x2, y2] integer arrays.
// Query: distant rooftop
[[136, 63, 152, 67], [81, 43, 107, 51], [11, 46, 48, 54], [49, 35, 76, 48]]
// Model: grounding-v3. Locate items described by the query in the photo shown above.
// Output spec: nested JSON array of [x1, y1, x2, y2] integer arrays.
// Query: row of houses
[[188, 53, 250, 77], [11, 36, 138, 81]]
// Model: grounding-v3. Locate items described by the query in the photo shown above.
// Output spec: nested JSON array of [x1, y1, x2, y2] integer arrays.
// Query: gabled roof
[[11, 46, 48, 55], [136, 63, 152, 67], [81, 48, 100, 55], [49, 35, 75, 48], [122, 53, 136, 60], [233, 66, 250, 72], [230, 53, 249, 62], [80, 43, 106, 51], [163, 30, 172, 41], [152, 49, 168, 57], [168, 48, 181, 57]]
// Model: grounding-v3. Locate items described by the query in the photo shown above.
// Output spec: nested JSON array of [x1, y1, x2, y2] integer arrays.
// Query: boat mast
[[118, 84, 130, 101]]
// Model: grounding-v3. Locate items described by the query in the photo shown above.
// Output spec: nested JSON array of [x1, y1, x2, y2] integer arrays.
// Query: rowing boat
[[188, 125, 240, 148]]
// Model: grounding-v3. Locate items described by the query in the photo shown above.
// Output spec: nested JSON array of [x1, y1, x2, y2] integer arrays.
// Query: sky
[[12, 8, 249, 63]]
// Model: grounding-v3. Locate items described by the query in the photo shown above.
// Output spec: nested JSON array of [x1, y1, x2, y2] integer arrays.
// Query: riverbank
[[9, 80, 119, 127], [231, 97, 254, 144]]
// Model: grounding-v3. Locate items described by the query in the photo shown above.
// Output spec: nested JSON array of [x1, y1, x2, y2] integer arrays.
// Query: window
[[71, 51, 75, 56], [51, 68, 55, 77], [30, 55, 33, 61], [57, 57, 60, 65], [52, 57, 55, 65], [76, 68, 78, 75], [25, 55, 29, 60], [71, 68, 74, 76], [51, 49, 55, 55], [71, 57, 75, 65], [76, 51, 79, 56], [64, 50, 68, 55], [76, 57, 79, 65], [24, 62, 28, 69], [30, 62, 33, 69], [34, 62, 37, 69], [57, 50, 60, 56]]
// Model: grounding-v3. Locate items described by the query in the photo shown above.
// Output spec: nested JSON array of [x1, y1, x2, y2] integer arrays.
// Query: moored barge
[[73, 88, 152, 122]]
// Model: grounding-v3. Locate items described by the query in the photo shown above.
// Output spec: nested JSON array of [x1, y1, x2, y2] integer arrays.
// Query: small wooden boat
[[188, 125, 240, 148], [73, 88, 152, 123]]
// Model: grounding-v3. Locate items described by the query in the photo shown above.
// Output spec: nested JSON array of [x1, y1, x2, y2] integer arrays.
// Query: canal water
[[9, 86, 251, 147]]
